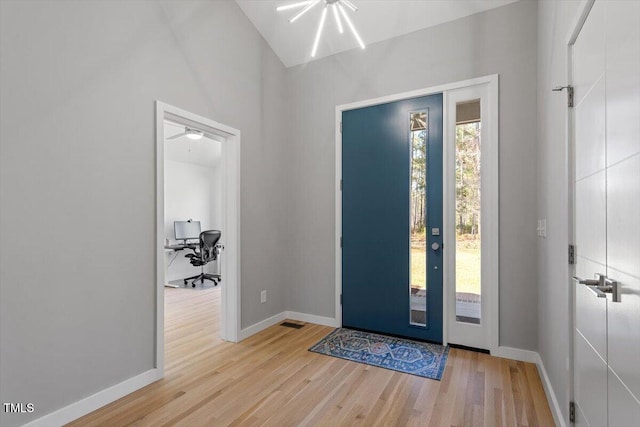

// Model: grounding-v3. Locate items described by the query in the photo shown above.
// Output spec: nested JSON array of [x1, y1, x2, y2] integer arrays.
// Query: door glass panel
[[409, 110, 427, 326], [455, 100, 481, 324]]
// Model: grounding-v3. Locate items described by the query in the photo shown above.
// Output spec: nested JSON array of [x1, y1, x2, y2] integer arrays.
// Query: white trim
[[155, 101, 242, 353], [567, 0, 596, 46], [335, 75, 499, 349], [336, 75, 501, 112], [23, 369, 161, 427], [442, 90, 450, 347], [335, 105, 343, 328], [237, 311, 339, 341], [536, 353, 568, 427], [285, 311, 340, 328], [493, 346, 538, 363], [566, 0, 596, 420], [444, 77, 500, 353], [155, 102, 166, 374], [238, 312, 287, 341]]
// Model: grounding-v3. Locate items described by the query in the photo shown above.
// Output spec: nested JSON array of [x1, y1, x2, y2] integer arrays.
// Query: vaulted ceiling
[[235, 0, 519, 67]]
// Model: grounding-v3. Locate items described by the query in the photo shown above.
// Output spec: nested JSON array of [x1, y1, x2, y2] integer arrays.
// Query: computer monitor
[[174, 220, 201, 243]]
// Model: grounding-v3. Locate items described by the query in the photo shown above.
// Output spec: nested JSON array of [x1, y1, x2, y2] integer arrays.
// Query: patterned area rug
[[309, 328, 449, 380]]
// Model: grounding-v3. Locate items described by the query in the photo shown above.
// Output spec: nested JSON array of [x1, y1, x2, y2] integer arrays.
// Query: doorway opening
[[336, 75, 499, 352], [155, 102, 241, 376], [163, 120, 223, 288]]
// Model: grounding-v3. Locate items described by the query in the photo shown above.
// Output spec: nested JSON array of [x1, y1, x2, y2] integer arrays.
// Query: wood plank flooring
[[68, 286, 554, 426]]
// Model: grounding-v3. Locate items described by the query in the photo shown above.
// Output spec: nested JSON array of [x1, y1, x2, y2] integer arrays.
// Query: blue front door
[[342, 94, 443, 343]]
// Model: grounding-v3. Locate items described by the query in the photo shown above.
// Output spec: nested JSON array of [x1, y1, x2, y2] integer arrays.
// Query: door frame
[[566, 0, 597, 422], [155, 101, 242, 376], [335, 75, 499, 351], [444, 83, 498, 350]]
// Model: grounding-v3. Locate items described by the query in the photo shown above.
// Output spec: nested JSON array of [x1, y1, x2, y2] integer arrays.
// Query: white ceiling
[[235, 0, 519, 67], [164, 122, 222, 168]]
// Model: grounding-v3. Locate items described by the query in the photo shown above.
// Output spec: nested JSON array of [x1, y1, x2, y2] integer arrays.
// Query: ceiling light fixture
[[332, 4, 343, 34], [337, 2, 364, 50], [276, 1, 313, 12], [289, 0, 320, 23], [166, 126, 205, 141], [277, 0, 365, 58], [185, 129, 204, 140]]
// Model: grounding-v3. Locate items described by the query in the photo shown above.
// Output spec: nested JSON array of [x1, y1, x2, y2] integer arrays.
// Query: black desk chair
[[183, 230, 222, 287]]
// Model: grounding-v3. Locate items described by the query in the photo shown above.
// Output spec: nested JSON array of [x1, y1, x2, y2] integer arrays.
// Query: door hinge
[[569, 401, 575, 423], [340, 236, 343, 248], [340, 294, 343, 305], [340, 121, 342, 133], [552, 85, 574, 108], [340, 179, 343, 190], [569, 244, 575, 265]]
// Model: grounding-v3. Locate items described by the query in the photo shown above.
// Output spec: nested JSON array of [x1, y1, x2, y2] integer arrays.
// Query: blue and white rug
[[309, 328, 449, 380]]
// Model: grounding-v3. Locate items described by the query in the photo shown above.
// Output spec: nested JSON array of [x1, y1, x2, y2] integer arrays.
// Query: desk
[[165, 243, 198, 251], [164, 243, 199, 287]]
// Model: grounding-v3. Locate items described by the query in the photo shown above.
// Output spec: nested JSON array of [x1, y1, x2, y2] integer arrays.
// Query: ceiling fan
[[166, 126, 204, 141]]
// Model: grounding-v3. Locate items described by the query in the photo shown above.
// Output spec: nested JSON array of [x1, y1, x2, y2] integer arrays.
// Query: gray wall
[[0, 1, 287, 426], [285, 0, 539, 350], [536, 0, 589, 424]]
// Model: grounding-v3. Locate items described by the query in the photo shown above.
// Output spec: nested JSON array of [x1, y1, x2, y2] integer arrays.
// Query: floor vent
[[281, 321, 304, 329]]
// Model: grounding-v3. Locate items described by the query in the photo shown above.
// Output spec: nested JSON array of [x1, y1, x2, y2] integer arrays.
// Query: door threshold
[[448, 343, 490, 354]]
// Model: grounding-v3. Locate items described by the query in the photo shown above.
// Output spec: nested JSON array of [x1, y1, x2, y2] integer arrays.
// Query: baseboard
[[493, 346, 539, 363], [535, 353, 567, 427], [23, 368, 161, 427], [284, 311, 339, 328], [238, 311, 286, 341], [237, 310, 339, 342], [493, 347, 566, 426]]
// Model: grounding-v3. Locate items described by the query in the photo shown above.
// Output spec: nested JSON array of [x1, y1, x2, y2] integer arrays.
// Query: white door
[[572, 1, 640, 426]]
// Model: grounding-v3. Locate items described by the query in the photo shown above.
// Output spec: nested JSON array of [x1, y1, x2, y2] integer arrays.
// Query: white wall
[[0, 1, 288, 426], [284, 0, 539, 350], [164, 159, 220, 281]]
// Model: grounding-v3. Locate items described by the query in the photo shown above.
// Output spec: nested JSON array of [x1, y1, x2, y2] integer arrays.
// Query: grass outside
[[411, 235, 480, 295]]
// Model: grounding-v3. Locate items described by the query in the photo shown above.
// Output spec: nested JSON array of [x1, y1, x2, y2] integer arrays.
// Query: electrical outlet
[[260, 290, 267, 304]]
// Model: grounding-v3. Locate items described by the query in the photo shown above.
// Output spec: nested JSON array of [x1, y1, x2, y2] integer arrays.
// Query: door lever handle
[[573, 276, 622, 302], [573, 274, 605, 286], [573, 276, 600, 286], [574, 274, 607, 299], [574, 276, 607, 298], [586, 285, 608, 298]]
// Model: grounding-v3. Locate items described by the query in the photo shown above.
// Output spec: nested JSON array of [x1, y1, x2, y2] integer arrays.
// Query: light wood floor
[[68, 286, 554, 426]]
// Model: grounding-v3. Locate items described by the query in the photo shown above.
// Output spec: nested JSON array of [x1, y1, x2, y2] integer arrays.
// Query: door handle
[[431, 242, 440, 251], [573, 273, 606, 286], [573, 274, 606, 298], [573, 275, 622, 302]]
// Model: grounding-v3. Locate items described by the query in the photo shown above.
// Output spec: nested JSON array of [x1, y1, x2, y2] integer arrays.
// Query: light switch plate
[[537, 219, 547, 237]]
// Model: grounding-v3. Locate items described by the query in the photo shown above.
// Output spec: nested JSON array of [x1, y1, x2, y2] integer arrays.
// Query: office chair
[[183, 230, 223, 287]]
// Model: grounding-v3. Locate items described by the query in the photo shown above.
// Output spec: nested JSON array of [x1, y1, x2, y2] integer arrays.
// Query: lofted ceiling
[[235, 0, 519, 67]]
